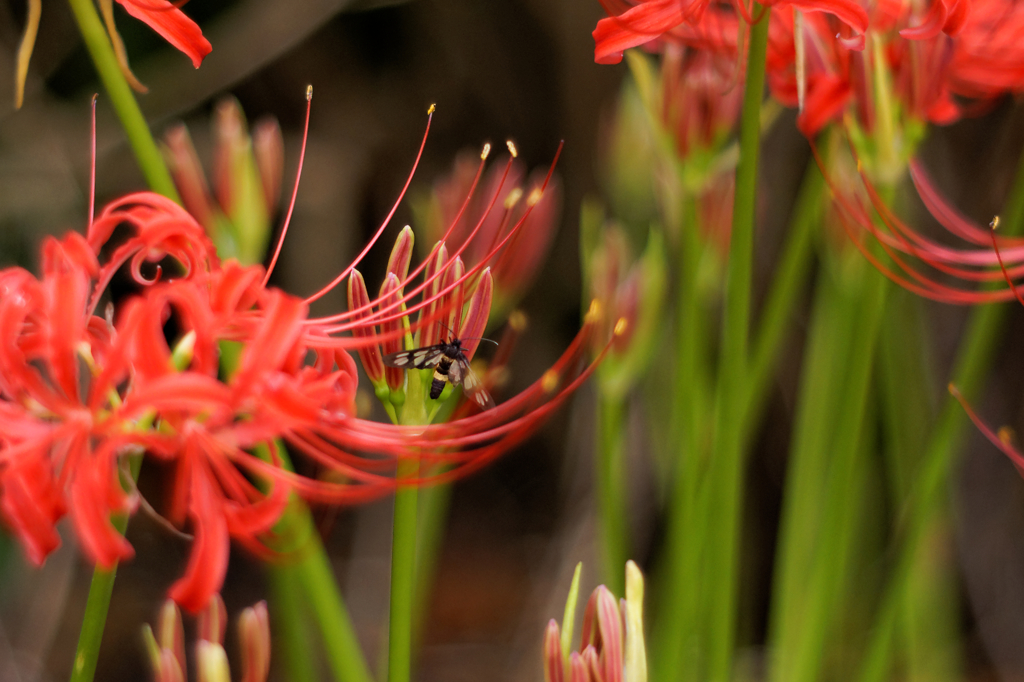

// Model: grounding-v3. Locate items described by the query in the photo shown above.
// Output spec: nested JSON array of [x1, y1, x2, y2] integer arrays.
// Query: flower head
[[0, 102, 614, 612]]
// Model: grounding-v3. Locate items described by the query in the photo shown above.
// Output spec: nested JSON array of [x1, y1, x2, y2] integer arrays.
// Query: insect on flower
[[383, 336, 497, 410]]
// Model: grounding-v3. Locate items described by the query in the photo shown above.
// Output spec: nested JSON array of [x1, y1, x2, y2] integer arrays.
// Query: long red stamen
[[89, 94, 98, 232], [304, 104, 435, 305], [262, 85, 313, 287]]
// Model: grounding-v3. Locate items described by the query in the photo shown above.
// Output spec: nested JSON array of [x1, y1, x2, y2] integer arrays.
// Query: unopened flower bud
[[460, 268, 493, 361], [347, 270, 386, 387], [196, 640, 230, 682], [387, 226, 415, 282], [238, 601, 271, 682]]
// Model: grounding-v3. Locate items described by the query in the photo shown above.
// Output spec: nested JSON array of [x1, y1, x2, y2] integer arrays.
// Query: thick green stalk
[[879, 290, 959, 682], [857, 138, 1024, 682], [291, 513, 374, 682], [69, 550, 122, 682], [787, 260, 888, 682], [69, 455, 141, 682], [652, 196, 708, 682], [66, 0, 179, 200], [597, 394, 628, 595], [387, 373, 430, 682], [767, 254, 857, 682], [389, 468, 419, 682], [259, 446, 373, 682], [268, 568, 318, 682], [744, 157, 824, 432], [705, 8, 770, 681]]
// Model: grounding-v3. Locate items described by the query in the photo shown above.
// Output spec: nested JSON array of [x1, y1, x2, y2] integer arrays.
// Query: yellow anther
[[306, 85, 313, 101], [482, 142, 491, 160], [991, 216, 1001, 230], [998, 425, 1016, 446], [506, 140, 518, 158], [614, 317, 629, 336], [585, 299, 603, 323], [508, 310, 528, 331], [541, 370, 559, 393], [504, 188, 523, 210], [428, 103, 436, 115], [527, 188, 543, 206]]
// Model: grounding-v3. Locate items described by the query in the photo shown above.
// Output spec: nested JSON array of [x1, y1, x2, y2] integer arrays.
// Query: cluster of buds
[[144, 595, 270, 682], [0, 101, 618, 613], [163, 98, 285, 266], [543, 561, 648, 682]]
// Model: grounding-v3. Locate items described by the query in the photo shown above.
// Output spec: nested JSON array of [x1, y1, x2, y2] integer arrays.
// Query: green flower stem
[[879, 290, 960, 682], [259, 443, 373, 682], [857, 142, 1024, 682], [69, 454, 142, 682], [387, 372, 430, 682], [66, 0, 179, 201], [268, 568, 318, 682], [596, 393, 628, 596], [706, 8, 770, 681], [412, 475, 452, 650], [744, 156, 824, 432], [389, 468, 419, 682], [653, 194, 709, 682], [787, 257, 889, 682], [241, 426, 369, 682], [767, 251, 858, 682], [291, 512, 374, 682]]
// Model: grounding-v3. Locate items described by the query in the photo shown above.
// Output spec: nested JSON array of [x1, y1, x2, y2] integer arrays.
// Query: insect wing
[[458, 359, 495, 410], [383, 346, 444, 369]]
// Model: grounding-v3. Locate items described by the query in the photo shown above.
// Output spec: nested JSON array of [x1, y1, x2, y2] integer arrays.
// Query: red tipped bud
[[440, 256, 466, 338], [569, 652, 590, 682], [387, 226, 415, 282], [379, 274, 406, 393], [164, 124, 216, 231], [419, 241, 449, 348], [252, 118, 284, 217], [545, 620, 566, 682], [460, 268, 493, 360], [347, 270, 386, 385], [197, 593, 227, 645], [143, 600, 187, 682], [238, 601, 271, 682]]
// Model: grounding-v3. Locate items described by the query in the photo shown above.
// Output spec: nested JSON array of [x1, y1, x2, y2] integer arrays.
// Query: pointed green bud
[[196, 640, 231, 682], [623, 561, 647, 682]]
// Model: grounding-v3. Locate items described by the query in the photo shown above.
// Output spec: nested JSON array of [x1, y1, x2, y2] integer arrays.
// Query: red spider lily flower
[[593, 0, 869, 65], [659, 46, 743, 160], [0, 99, 614, 613], [13, 0, 211, 107]]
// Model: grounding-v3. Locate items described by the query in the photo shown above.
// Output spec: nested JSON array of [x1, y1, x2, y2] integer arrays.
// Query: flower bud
[[347, 270, 386, 387], [238, 601, 271, 682], [387, 226, 415, 282]]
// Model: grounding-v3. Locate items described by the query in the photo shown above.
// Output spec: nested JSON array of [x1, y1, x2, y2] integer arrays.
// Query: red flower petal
[[116, 0, 212, 68]]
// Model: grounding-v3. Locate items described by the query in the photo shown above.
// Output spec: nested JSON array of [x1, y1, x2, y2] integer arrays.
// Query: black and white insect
[[383, 338, 496, 410]]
